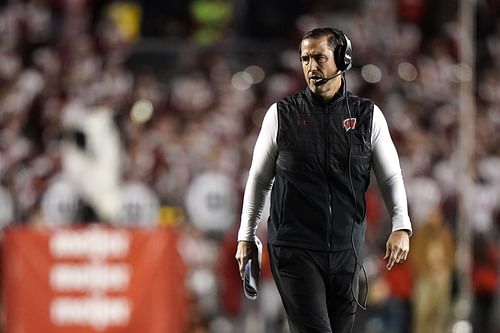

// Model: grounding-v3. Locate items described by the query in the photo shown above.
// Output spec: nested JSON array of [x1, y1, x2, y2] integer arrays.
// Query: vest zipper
[[325, 109, 333, 250], [328, 189, 332, 249]]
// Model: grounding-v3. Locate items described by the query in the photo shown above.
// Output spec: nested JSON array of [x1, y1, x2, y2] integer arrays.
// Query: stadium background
[[0, 0, 499, 332]]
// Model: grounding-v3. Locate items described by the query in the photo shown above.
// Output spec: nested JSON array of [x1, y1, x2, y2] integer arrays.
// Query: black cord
[[343, 75, 369, 311]]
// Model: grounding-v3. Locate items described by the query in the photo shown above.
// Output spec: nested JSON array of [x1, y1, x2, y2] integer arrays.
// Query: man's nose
[[309, 58, 319, 71]]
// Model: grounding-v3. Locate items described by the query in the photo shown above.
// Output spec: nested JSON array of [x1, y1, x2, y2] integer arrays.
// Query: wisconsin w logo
[[343, 118, 357, 131]]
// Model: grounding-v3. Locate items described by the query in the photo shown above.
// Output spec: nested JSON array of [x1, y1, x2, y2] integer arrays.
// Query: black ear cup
[[329, 28, 352, 72]]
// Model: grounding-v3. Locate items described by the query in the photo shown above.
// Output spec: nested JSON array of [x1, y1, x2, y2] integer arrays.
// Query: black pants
[[269, 245, 359, 333]]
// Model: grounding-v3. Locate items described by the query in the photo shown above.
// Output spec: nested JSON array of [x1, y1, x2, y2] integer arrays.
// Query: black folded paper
[[243, 237, 262, 300]]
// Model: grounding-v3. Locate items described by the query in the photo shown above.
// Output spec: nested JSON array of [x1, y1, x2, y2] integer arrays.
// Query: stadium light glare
[[130, 99, 153, 123], [231, 71, 253, 90], [361, 64, 382, 83], [398, 62, 418, 81], [245, 65, 266, 84]]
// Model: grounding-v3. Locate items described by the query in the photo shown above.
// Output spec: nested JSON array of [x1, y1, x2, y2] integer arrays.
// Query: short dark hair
[[299, 28, 343, 53]]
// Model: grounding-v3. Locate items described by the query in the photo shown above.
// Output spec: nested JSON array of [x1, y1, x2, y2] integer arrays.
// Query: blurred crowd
[[1, 0, 500, 332]]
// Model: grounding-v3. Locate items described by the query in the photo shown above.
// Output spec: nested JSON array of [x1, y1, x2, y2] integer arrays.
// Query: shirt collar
[[304, 81, 346, 107]]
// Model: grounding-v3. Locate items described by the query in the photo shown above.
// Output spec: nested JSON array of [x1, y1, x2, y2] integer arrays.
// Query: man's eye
[[317, 56, 327, 63]]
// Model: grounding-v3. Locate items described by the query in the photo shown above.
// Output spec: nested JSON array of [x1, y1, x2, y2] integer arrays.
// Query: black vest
[[268, 88, 374, 251]]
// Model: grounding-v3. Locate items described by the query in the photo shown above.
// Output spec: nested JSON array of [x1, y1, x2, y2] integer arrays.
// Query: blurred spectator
[[0, 186, 13, 228], [411, 209, 455, 333], [472, 233, 498, 333], [381, 260, 413, 333], [61, 103, 124, 222], [190, 0, 233, 44]]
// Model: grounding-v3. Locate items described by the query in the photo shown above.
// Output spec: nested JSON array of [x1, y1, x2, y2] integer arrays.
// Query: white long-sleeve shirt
[[238, 103, 412, 242]]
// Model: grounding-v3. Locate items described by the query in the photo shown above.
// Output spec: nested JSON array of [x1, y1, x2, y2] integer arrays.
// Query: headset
[[329, 28, 352, 72]]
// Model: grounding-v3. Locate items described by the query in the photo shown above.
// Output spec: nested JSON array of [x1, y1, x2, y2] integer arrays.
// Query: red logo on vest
[[343, 118, 357, 131]]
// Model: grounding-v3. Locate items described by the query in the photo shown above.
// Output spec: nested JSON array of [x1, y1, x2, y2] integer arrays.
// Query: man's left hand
[[384, 230, 410, 270]]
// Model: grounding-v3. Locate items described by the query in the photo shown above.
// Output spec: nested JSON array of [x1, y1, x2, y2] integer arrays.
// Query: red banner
[[2, 225, 187, 333]]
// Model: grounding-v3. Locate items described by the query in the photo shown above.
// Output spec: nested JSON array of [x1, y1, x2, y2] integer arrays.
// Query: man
[[235, 28, 412, 333]]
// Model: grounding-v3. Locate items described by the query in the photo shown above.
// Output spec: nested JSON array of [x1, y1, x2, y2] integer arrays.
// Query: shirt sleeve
[[238, 103, 278, 242], [371, 105, 412, 235]]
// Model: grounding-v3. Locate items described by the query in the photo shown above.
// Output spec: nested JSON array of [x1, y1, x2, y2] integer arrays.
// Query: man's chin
[[308, 83, 324, 94]]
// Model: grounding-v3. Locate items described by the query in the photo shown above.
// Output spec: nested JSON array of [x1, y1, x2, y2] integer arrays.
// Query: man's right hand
[[235, 241, 259, 280]]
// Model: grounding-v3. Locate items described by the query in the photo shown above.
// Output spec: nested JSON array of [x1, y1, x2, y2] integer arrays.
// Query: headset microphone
[[313, 70, 344, 86]]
